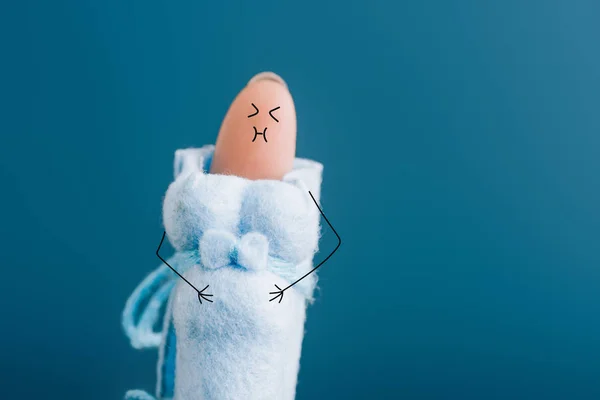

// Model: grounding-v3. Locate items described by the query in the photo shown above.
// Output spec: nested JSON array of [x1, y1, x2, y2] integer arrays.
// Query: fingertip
[[211, 72, 296, 180], [247, 71, 288, 89]]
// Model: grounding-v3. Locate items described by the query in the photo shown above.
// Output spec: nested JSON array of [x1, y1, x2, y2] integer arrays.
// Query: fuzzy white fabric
[[162, 145, 323, 400]]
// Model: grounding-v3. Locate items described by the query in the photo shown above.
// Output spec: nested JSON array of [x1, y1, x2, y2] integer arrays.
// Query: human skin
[[168, 73, 306, 400], [210, 72, 297, 180], [123, 72, 340, 400]]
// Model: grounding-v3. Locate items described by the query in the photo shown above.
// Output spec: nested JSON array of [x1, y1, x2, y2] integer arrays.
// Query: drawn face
[[211, 76, 297, 180], [247, 103, 281, 143]]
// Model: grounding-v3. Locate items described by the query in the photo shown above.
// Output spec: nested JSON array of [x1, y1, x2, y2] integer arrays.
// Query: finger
[[210, 71, 297, 180]]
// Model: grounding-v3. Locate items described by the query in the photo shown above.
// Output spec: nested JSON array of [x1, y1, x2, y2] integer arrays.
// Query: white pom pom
[[237, 232, 269, 271]]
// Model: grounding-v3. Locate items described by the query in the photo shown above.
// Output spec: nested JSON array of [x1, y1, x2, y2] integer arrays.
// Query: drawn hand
[[269, 190, 341, 304], [197, 285, 213, 304], [156, 231, 214, 305], [269, 284, 285, 303]]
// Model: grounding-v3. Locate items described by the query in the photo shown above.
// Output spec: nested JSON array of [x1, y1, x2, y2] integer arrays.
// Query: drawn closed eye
[[248, 103, 259, 118], [269, 106, 280, 123]]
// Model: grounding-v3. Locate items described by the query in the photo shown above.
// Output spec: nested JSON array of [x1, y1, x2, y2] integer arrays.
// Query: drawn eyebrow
[[269, 106, 280, 122], [248, 103, 259, 118]]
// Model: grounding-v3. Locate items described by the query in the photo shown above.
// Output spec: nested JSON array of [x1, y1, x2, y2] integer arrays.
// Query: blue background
[[1, 1, 599, 399]]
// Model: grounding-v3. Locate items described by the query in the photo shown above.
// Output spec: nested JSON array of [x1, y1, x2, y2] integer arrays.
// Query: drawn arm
[[157, 231, 213, 304], [270, 191, 342, 303]]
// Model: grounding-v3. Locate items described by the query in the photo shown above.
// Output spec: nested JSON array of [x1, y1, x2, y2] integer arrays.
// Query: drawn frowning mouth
[[252, 126, 267, 143]]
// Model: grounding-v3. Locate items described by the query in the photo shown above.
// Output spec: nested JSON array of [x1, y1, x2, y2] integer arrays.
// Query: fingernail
[[247, 71, 288, 89]]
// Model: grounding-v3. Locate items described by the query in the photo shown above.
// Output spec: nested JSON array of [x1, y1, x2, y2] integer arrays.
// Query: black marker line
[[269, 106, 280, 123], [156, 231, 213, 303], [269, 191, 341, 302], [248, 103, 259, 118], [252, 126, 268, 143]]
